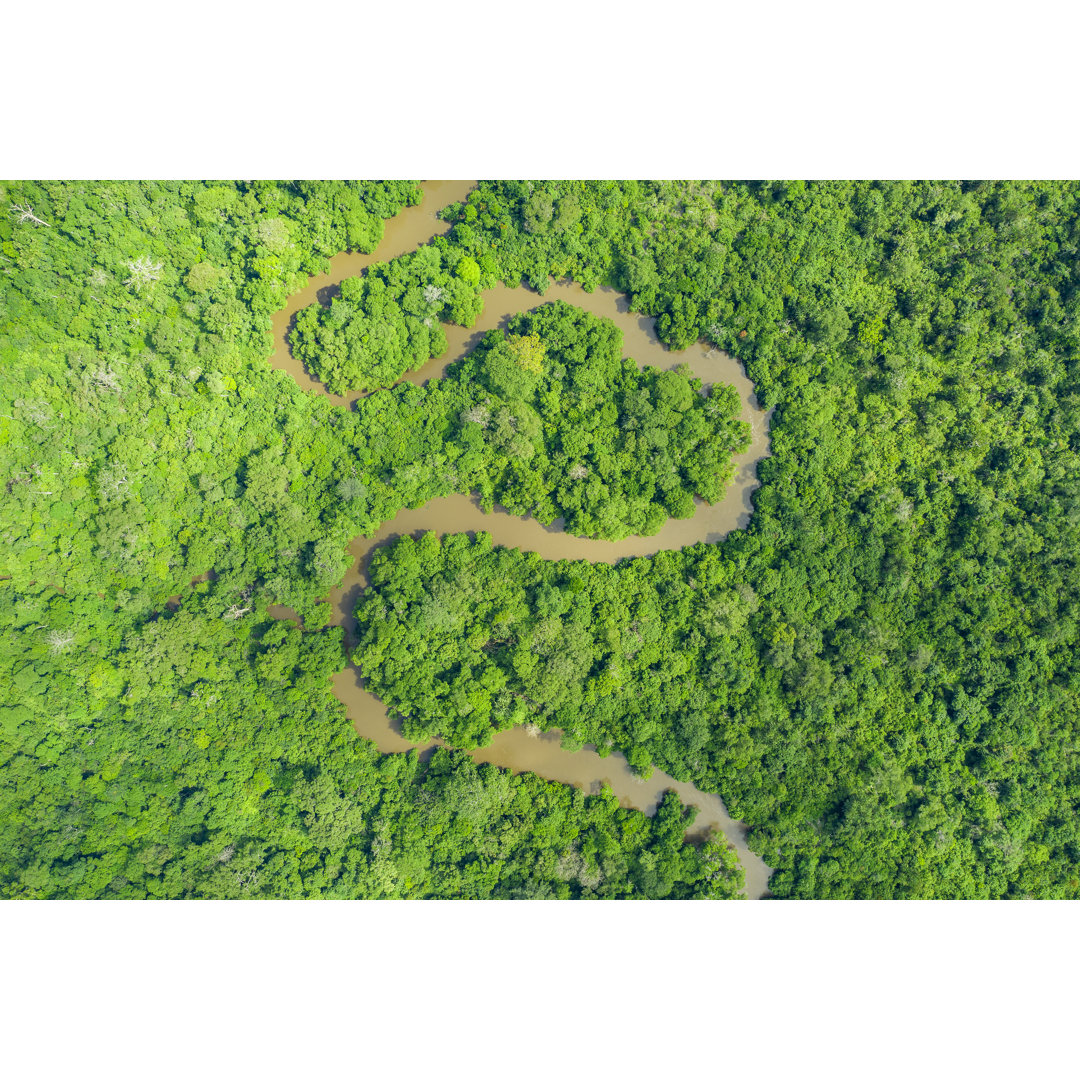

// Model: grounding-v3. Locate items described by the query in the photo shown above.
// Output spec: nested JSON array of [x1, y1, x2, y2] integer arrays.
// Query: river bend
[[268, 181, 773, 898]]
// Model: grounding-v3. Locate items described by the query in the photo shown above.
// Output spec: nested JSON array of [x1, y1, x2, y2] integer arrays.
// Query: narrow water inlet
[[267, 180, 774, 898]]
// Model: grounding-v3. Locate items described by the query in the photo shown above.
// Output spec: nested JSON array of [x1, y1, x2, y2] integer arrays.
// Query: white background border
[[4, 1, 1079, 1074]]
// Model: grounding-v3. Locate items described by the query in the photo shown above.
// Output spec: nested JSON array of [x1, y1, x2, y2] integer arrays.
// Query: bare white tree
[[88, 365, 122, 393], [15, 399, 52, 427], [422, 283, 443, 306], [461, 403, 491, 428], [98, 462, 130, 501], [568, 462, 589, 480], [10, 203, 50, 227], [223, 587, 253, 620], [124, 255, 164, 292], [235, 869, 259, 892], [45, 628, 75, 655]]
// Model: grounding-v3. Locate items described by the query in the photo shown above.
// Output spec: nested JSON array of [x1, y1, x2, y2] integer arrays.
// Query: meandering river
[[268, 181, 774, 898]]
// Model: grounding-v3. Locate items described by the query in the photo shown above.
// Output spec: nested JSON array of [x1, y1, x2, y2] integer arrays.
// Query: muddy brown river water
[[268, 181, 774, 898]]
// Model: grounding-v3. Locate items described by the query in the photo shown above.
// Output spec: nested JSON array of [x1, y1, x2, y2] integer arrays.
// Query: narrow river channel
[[269, 181, 774, 898]]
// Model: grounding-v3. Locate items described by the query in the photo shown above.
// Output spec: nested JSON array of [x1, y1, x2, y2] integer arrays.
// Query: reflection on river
[[269, 181, 773, 898]]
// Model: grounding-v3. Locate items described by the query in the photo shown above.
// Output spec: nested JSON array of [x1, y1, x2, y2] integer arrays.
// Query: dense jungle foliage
[[359, 180, 1080, 898], [289, 242, 486, 393], [5, 178, 1080, 899], [2, 575, 739, 898], [438, 302, 747, 536], [0, 180, 743, 899]]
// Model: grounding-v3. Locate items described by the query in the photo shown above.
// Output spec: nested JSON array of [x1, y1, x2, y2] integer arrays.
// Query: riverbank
[[268, 181, 774, 898]]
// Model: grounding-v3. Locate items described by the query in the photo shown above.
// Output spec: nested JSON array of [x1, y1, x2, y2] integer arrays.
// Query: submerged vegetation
[[4, 178, 1080, 899]]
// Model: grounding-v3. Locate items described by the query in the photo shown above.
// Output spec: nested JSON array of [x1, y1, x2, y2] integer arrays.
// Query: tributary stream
[[268, 181, 774, 898]]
